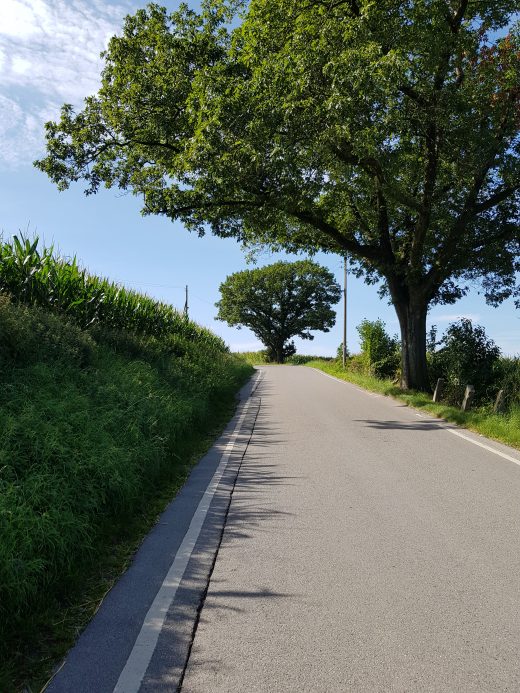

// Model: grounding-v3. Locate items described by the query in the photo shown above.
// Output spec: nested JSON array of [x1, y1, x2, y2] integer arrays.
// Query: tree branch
[[158, 199, 261, 216], [398, 84, 429, 108], [281, 206, 384, 262], [330, 142, 422, 212], [411, 123, 439, 268], [444, 0, 469, 34], [346, 194, 371, 235], [474, 185, 520, 214], [434, 0, 469, 90]]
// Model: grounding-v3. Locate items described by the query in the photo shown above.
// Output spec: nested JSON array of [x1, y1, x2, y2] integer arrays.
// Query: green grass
[[7, 400, 241, 693], [306, 360, 520, 451], [0, 296, 253, 691]]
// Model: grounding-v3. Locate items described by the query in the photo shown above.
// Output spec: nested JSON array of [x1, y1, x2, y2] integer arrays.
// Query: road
[[48, 366, 520, 692]]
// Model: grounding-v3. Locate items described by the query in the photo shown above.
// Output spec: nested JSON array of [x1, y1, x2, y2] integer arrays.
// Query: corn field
[[0, 235, 225, 350]]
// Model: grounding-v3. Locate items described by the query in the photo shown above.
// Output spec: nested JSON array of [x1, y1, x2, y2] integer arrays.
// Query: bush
[[430, 319, 501, 405], [336, 342, 351, 362], [357, 319, 400, 379], [287, 354, 323, 365], [494, 356, 520, 409]]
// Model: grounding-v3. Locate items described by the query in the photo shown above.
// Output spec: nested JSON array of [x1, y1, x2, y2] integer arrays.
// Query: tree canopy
[[35, 0, 520, 389], [216, 260, 341, 362]]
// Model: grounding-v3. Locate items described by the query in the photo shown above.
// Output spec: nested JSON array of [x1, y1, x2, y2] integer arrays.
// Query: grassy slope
[[306, 360, 520, 451], [0, 297, 253, 691]]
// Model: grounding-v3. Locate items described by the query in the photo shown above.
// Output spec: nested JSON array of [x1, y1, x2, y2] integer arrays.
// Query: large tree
[[35, 0, 520, 390], [216, 260, 341, 362]]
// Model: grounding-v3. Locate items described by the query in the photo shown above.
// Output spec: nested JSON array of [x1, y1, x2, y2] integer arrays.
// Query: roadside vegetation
[[237, 352, 331, 366], [0, 237, 252, 691], [317, 316, 519, 449]]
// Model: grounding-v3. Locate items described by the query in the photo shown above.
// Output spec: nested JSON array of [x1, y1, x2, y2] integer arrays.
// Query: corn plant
[[0, 235, 225, 350]]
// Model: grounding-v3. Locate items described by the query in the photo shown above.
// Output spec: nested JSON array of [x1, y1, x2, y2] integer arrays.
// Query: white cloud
[[429, 313, 481, 323], [0, 0, 141, 167], [0, 94, 36, 165], [1, 0, 40, 39]]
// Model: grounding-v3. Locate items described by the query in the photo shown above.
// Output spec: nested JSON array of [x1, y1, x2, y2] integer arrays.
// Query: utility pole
[[342, 254, 347, 368], [183, 284, 188, 318]]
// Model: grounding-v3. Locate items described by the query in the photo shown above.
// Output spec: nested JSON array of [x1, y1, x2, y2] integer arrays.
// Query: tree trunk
[[394, 299, 430, 392]]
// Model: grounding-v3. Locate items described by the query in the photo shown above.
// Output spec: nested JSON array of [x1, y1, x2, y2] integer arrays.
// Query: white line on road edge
[[113, 391, 257, 693], [312, 367, 520, 468], [446, 428, 520, 467]]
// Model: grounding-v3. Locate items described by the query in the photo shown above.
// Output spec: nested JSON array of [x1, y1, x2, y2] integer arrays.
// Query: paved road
[[48, 366, 520, 692]]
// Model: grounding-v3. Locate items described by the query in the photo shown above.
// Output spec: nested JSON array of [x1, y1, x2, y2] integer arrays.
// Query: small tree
[[216, 261, 341, 363], [357, 318, 400, 379]]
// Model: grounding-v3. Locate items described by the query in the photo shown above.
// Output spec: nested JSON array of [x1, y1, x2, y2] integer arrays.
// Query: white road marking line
[[311, 367, 520, 467], [113, 393, 256, 693], [446, 428, 520, 467]]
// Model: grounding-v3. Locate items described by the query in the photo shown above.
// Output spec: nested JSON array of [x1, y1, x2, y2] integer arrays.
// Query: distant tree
[[35, 1, 520, 390], [216, 261, 341, 363]]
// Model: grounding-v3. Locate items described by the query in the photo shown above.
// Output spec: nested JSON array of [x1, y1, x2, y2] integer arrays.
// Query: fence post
[[461, 385, 475, 412], [432, 378, 445, 403], [493, 389, 506, 413]]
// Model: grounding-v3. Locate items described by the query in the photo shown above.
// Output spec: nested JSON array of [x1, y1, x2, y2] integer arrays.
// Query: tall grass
[[0, 277, 252, 689], [0, 234, 223, 349]]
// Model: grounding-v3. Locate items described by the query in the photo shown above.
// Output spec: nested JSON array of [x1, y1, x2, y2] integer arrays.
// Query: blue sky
[[1, 0, 518, 356]]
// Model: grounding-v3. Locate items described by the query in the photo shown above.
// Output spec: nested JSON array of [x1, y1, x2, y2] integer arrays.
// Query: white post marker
[[113, 387, 257, 693]]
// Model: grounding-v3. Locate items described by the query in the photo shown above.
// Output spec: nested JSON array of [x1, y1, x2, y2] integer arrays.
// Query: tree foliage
[[216, 260, 341, 362], [35, 0, 520, 389]]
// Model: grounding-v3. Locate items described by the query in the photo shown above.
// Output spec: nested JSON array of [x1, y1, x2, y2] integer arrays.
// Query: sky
[[0, 0, 518, 356]]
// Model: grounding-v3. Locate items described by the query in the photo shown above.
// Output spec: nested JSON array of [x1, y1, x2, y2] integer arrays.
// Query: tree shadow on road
[[354, 418, 449, 432]]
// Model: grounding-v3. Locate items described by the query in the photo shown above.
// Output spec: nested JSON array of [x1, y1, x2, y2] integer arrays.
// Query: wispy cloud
[[429, 313, 481, 323], [0, 0, 139, 167]]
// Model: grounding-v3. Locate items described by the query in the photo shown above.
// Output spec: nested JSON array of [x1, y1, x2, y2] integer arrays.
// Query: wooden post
[[461, 385, 475, 412], [432, 378, 445, 403], [494, 389, 506, 413]]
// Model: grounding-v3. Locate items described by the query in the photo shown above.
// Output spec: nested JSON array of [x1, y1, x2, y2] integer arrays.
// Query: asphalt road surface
[[48, 366, 520, 692]]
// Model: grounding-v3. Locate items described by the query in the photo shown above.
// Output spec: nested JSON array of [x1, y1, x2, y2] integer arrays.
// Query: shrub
[[357, 319, 400, 379], [287, 354, 321, 365], [336, 342, 351, 361], [430, 319, 501, 405], [494, 356, 520, 409]]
